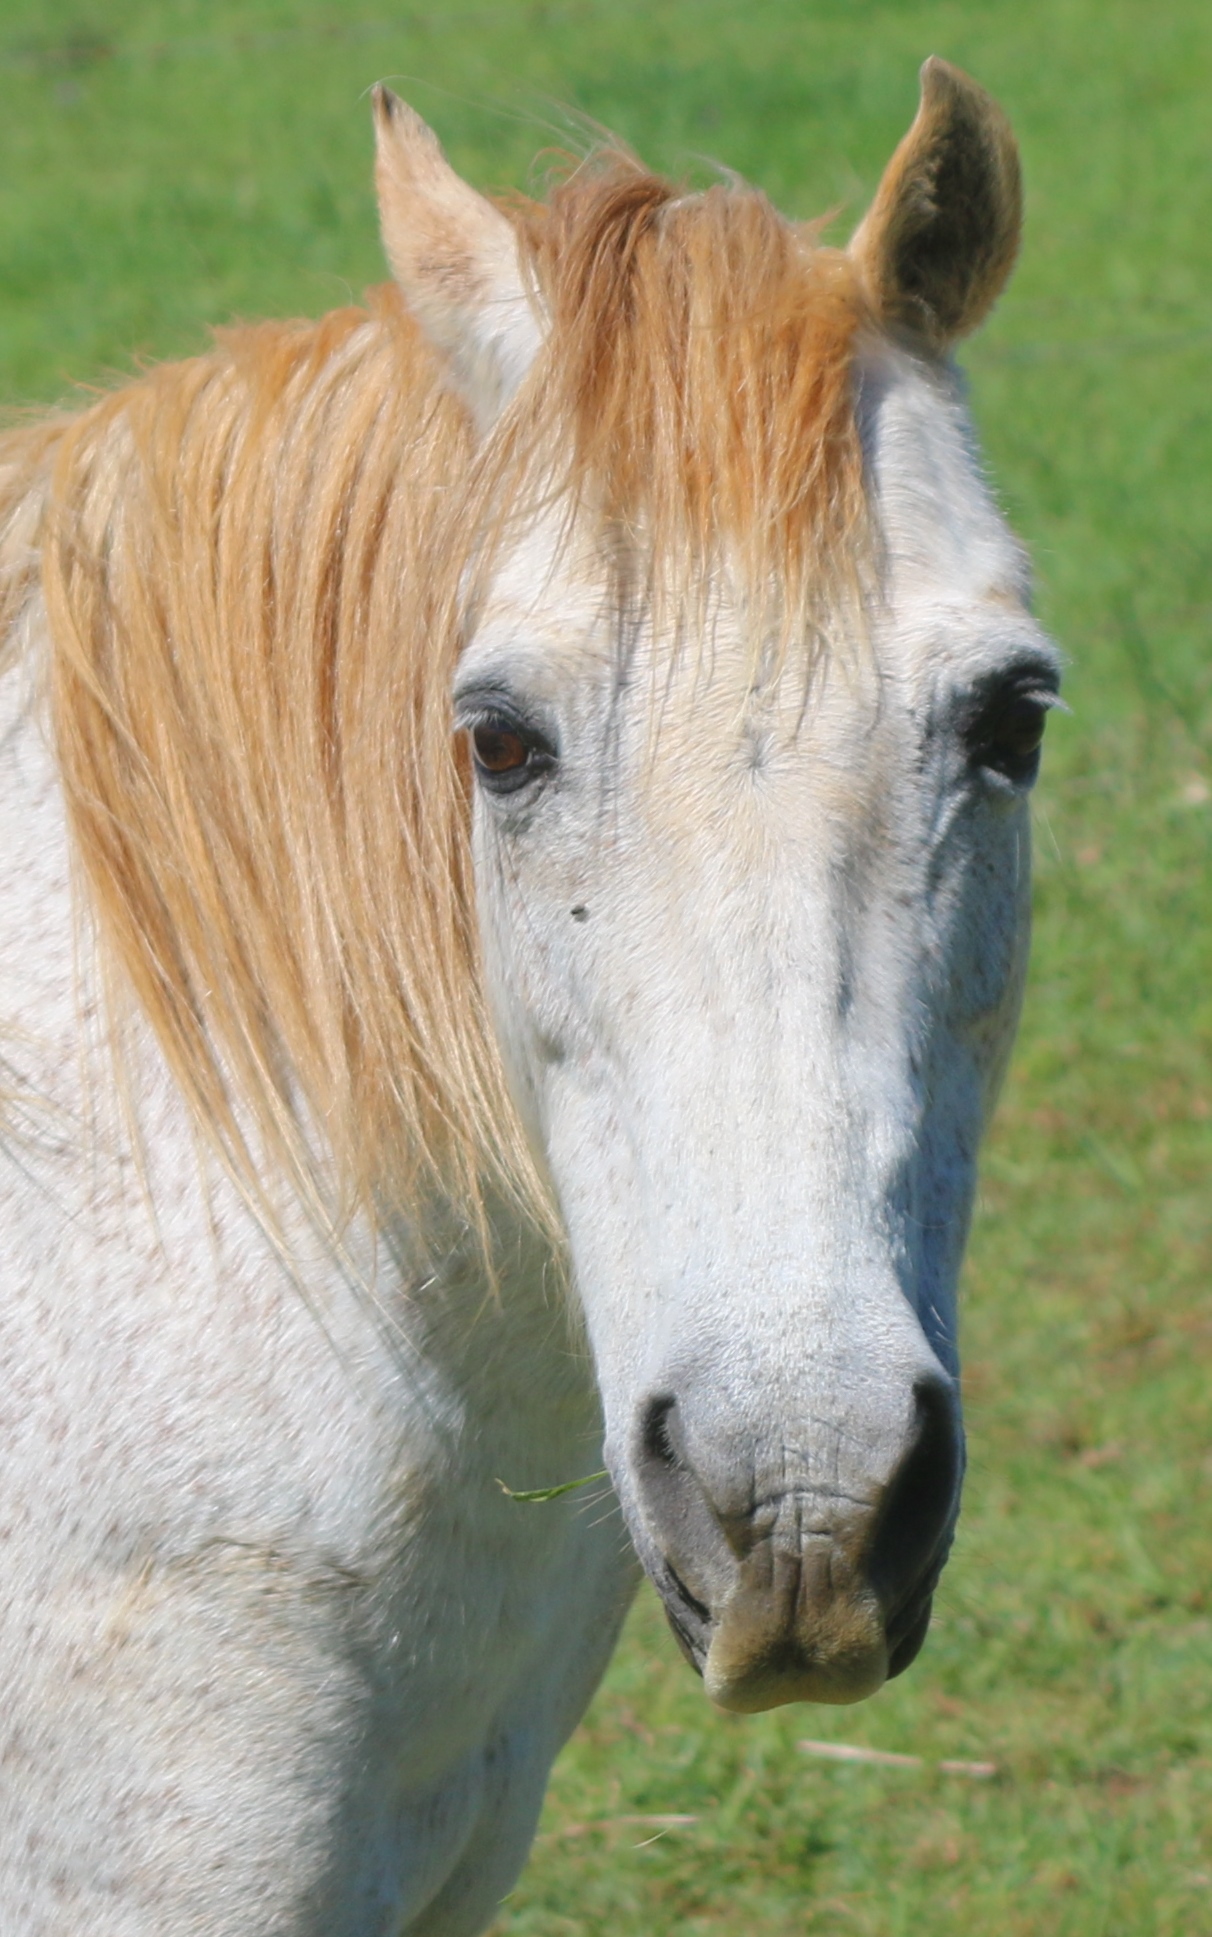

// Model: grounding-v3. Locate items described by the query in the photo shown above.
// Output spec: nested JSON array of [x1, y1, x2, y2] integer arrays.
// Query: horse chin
[[706, 1646, 888, 1714], [702, 1585, 890, 1714]]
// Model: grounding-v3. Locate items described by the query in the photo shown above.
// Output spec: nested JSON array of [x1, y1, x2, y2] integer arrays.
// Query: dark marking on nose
[[570, 904, 590, 922]]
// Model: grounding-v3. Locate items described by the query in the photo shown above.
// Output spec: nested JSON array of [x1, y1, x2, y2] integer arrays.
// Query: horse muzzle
[[613, 1373, 962, 1713]]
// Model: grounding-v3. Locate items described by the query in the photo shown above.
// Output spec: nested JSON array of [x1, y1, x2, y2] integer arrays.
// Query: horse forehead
[[465, 354, 1043, 705]]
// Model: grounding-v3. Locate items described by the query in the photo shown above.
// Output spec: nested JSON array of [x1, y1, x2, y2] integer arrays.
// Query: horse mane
[[509, 156, 870, 642], [0, 147, 869, 1244]]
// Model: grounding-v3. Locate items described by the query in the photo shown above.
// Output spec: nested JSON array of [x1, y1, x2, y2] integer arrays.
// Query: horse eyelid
[[960, 669, 1061, 735], [453, 688, 559, 751]]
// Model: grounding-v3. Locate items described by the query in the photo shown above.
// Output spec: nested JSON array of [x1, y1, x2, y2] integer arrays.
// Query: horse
[[0, 57, 1058, 1935]]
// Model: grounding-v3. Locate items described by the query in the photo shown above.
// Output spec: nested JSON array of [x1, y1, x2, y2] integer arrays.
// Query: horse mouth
[[886, 1591, 936, 1679], [624, 1483, 954, 1713], [654, 1557, 713, 1674], [634, 1528, 887, 1712]]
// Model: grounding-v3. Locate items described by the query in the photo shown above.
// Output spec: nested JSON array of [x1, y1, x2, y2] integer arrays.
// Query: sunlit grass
[[1, 2, 1208, 1930]]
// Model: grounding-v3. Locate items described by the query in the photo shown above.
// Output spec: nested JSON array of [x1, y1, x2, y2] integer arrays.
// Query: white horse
[[0, 59, 1057, 1934]]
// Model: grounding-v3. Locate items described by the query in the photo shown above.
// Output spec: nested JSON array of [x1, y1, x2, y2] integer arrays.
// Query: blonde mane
[[0, 149, 870, 1241]]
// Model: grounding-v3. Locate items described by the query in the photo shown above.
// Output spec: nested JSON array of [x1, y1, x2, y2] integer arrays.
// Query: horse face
[[454, 347, 1058, 1711], [379, 62, 1049, 1709]]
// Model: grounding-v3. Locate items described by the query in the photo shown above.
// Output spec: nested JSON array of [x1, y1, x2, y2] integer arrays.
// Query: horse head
[[374, 62, 1058, 1713]]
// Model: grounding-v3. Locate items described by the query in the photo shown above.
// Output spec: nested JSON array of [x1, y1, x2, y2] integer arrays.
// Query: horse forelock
[[3, 147, 873, 1248], [504, 151, 873, 655]]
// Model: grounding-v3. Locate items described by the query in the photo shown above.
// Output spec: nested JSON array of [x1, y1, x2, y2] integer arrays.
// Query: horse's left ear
[[849, 58, 1021, 351], [372, 85, 543, 430]]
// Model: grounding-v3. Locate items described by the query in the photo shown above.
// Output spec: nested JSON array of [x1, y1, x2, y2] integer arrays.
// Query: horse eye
[[971, 690, 1050, 784], [472, 725, 529, 774], [468, 719, 555, 795]]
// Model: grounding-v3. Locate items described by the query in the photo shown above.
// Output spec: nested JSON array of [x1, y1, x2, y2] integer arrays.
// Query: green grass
[[3, 3, 1209, 1931]]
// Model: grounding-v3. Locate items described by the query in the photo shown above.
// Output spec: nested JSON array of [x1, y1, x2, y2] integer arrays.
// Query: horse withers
[[0, 60, 1058, 1935]]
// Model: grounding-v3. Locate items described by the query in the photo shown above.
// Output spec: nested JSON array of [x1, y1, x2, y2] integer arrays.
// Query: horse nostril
[[638, 1393, 681, 1471], [868, 1375, 963, 1621]]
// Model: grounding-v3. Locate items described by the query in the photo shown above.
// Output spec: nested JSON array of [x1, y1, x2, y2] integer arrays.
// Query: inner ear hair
[[850, 57, 1022, 352]]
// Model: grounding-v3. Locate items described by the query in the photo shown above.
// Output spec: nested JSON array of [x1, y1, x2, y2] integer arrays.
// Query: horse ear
[[372, 86, 543, 430], [849, 58, 1021, 351]]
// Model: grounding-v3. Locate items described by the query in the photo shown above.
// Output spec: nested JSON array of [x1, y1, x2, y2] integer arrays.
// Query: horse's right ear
[[849, 58, 1021, 352], [372, 86, 543, 432]]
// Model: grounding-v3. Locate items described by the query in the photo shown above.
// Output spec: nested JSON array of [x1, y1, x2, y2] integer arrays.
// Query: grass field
[[2, 3, 1209, 1931]]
